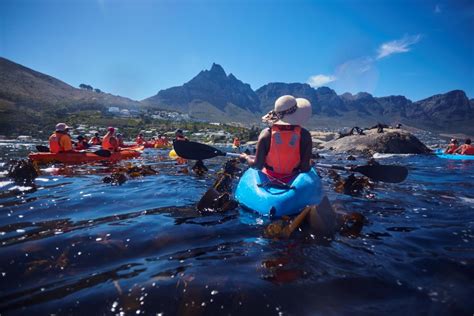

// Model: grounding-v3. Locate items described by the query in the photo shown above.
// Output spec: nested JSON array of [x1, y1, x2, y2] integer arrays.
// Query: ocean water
[[0, 137, 473, 315]]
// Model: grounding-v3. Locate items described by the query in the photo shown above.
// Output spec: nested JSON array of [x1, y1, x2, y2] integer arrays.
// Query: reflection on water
[[0, 137, 473, 315]]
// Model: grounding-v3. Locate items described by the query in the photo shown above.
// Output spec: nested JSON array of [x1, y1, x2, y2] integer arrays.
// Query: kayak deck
[[434, 149, 474, 160], [235, 168, 323, 218], [28, 147, 143, 164]]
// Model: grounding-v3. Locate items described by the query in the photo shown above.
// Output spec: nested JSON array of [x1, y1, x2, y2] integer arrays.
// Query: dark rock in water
[[323, 129, 431, 155], [103, 173, 127, 185], [8, 159, 38, 185], [347, 155, 356, 161]]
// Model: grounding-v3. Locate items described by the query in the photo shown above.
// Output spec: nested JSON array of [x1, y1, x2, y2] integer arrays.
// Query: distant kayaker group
[[444, 138, 474, 155], [48, 123, 174, 153]]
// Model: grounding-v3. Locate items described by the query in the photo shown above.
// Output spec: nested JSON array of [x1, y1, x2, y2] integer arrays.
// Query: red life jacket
[[460, 144, 474, 155], [264, 125, 301, 177], [446, 144, 458, 154]]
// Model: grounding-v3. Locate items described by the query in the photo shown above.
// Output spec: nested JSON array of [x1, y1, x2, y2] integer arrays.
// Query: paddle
[[173, 141, 408, 183], [35, 145, 112, 157]]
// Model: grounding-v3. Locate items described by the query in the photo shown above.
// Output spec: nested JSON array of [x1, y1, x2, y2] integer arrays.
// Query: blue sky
[[1, 0, 473, 101]]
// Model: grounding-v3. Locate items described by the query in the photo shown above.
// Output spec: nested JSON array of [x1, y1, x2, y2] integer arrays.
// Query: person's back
[[457, 138, 474, 155], [102, 127, 119, 151], [49, 123, 73, 153], [445, 139, 458, 154], [89, 134, 101, 145], [241, 95, 312, 182]]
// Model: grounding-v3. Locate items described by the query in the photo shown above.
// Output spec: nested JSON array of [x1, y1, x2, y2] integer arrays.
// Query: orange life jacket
[[460, 144, 474, 155], [102, 134, 118, 151], [446, 144, 458, 154], [264, 125, 301, 176], [233, 138, 240, 147], [49, 132, 69, 153]]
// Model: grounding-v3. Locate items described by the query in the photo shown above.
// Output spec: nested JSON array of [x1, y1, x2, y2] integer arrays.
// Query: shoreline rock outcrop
[[322, 128, 431, 155]]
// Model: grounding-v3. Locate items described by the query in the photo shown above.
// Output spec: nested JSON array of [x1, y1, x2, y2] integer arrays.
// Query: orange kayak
[[28, 147, 143, 164]]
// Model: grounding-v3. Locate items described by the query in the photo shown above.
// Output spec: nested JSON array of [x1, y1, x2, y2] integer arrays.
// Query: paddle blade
[[93, 149, 112, 157], [36, 145, 50, 152], [173, 140, 225, 160], [354, 164, 408, 183]]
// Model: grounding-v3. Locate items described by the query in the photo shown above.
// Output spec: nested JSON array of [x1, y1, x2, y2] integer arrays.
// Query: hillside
[[0, 57, 140, 135]]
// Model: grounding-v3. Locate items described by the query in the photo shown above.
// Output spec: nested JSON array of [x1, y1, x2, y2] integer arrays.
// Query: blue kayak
[[435, 149, 474, 160], [235, 167, 323, 218]]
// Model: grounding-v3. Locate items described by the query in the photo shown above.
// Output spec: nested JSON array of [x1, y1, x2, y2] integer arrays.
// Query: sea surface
[[0, 135, 473, 315]]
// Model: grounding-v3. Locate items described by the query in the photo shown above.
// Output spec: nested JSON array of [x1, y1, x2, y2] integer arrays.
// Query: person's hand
[[239, 153, 248, 164]]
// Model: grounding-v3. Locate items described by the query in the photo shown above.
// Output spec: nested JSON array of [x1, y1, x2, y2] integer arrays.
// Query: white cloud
[[376, 34, 422, 59], [307, 74, 337, 87]]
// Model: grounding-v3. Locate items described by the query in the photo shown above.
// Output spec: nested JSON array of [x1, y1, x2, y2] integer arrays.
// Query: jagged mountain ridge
[[1, 57, 472, 134], [144, 62, 473, 133]]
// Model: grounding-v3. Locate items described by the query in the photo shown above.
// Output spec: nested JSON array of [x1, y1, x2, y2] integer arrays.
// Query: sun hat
[[262, 95, 312, 126], [55, 123, 70, 132]]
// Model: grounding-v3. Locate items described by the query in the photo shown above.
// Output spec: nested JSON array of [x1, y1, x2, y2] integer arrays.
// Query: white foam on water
[[459, 196, 474, 205], [373, 153, 415, 159], [0, 181, 13, 188]]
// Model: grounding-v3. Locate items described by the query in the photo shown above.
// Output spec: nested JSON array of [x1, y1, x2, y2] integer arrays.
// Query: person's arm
[[241, 128, 270, 169], [454, 145, 462, 154], [299, 128, 312, 172]]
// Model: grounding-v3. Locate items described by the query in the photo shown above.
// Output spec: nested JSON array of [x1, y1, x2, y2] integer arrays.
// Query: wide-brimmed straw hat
[[262, 95, 312, 126]]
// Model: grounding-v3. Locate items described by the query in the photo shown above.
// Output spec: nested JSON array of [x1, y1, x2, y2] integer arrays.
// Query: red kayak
[[28, 147, 143, 164]]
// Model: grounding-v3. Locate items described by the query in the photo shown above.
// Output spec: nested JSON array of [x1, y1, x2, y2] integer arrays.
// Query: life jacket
[[446, 144, 458, 154], [49, 132, 69, 153], [233, 138, 240, 147], [264, 125, 301, 177], [102, 134, 118, 151], [75, 141, 88, 150], [136, 136, 145, 145], [89, 136, 101, 145], [460, 144, 474, 155]]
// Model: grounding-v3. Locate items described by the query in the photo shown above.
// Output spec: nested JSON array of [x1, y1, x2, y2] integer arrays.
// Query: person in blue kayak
[[444, 138, 459, 154], [240, 95, 312, 183]]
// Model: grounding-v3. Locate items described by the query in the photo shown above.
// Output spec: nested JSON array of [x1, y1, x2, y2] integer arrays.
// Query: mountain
[[1, 57, 472, 136], [142, 63, 261, 123], [0, 57, 140, 135]]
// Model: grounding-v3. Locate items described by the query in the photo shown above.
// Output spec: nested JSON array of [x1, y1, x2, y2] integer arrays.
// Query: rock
[[323, 128, 431, 155]]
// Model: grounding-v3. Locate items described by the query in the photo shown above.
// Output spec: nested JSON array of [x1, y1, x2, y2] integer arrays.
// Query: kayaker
[[455, 138, 474, 155], [89, 133, 101, 145], [240, 95, 312, 183], [175, 129, 188, 141], [75, 135, 90, 150], [49, 123, 73, 153], [232, 137, 241, 153], [444, 138, 459, 154], [102, 127, 120, 152], [136, 133, 146, 145], [117, 133, 127, 147]]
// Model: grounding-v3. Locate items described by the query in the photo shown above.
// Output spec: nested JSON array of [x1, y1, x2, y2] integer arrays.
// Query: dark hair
[[77, 135, 84, 140], [94, 133, 99, 137], [466, 138, 471, 145]]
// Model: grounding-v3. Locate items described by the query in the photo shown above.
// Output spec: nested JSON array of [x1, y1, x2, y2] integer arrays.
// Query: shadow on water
[[0, 140, 473, 315]]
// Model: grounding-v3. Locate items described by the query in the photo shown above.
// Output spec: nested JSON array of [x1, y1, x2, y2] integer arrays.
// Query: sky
[[1, 0, 473, 101]]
